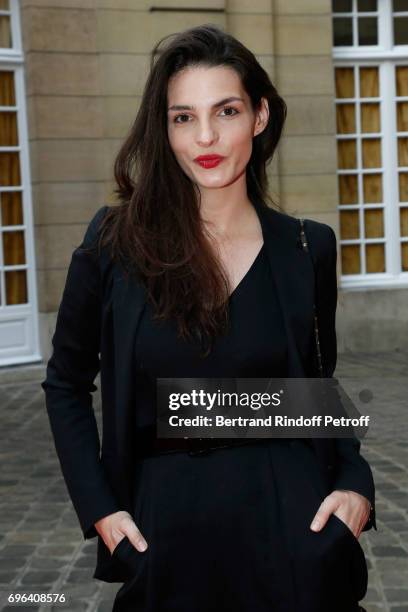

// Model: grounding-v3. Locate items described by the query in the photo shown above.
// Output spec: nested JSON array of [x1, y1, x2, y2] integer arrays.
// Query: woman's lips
[[194, 156, 225, 169]]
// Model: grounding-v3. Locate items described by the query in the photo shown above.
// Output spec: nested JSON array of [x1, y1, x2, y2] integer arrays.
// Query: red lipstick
[[194, 154, 225, 169]]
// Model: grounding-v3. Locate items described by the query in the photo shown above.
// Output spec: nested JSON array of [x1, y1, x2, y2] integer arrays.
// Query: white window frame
[[333, 0, 408, 290], [0, 0, 41, 366]]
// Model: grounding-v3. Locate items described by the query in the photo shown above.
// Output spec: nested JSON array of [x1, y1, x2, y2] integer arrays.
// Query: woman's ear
[[253, 97, 270, 137]]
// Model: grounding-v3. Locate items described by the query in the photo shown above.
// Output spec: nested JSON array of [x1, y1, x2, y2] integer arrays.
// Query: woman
[[41, 24, 376, 612]]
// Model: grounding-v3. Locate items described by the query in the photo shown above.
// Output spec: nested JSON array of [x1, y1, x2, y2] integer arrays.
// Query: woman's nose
[[195, 120, 218, 146]]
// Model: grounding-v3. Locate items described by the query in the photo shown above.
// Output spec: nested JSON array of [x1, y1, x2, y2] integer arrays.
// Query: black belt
[[138, 436, 268, 458]]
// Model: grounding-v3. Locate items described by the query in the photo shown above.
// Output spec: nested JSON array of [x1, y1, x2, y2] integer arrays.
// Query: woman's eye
[[173, 107, 239, 124], [174, 114, 190, 124], [221, 106, 239, 117]]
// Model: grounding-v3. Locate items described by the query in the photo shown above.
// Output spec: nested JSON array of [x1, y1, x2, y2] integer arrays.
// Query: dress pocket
[[331, 513, 366, 557], [111, 535, 149, 582], [289, 440, 368, 603], [111, 535, 130, 559], [330, 513, 368, 601]]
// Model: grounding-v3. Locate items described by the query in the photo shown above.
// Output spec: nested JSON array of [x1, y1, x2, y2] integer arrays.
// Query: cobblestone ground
[[0, 350, 407, 612]]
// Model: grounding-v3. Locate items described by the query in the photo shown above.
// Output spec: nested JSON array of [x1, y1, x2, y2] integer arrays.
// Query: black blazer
[[41, 196, 376, 583]]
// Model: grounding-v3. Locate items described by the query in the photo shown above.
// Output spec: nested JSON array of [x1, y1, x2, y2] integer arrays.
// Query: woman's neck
[[198, 181, 255, 241]]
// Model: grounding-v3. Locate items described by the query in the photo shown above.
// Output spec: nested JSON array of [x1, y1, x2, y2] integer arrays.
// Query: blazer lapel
[[111, 264, 146, 505], [252, 197, 316, 377]]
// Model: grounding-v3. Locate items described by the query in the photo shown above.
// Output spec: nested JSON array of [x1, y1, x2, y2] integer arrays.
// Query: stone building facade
[[0, 0, 406, 366]]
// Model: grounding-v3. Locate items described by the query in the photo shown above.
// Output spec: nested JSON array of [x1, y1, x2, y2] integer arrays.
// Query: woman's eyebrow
[[167, 96, 244, 111]]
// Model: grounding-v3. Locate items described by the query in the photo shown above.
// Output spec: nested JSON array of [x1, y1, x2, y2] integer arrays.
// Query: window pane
[[398, 138, 408, 167], [0, 0, 10, 9], [361, 103, 380, 132], [336, 103, 356, 133], [0, 152, 21, 186], [362, 138, 381, 168], [3, 231, 26, 265], [360, 67, 379, 97], [358, 0, 377, 10], [397, 102, 408, 132], [338, 139, 357, 168], [5, 270, 27, 305], [333, 0, 352, 11], [358, 17, 378, 45], [0, 15, 12, 48], [366, 243, 385, 272], [401, 243, 408, 271], [0, 112, 18, 146], [0, 71, 15, 106], [396, 66, 408, 96], [400, 208, 408, 236], [394, 17, 408, 45], [339, 174, 358, 204], [1, 192, 23, 225], [340, 210, 360, 238], [335, 67, 355, 98], [365, 209, 384, 237], [393, 0, 408, 10], [333, 18, 353, 46], [399, 173, 408, 202], [342, 245, 361, 274], [363, 173, 382, 203]]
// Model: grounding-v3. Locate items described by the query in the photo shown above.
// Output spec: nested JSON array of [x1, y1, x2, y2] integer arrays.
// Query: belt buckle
[[188, 437, 212, 457]]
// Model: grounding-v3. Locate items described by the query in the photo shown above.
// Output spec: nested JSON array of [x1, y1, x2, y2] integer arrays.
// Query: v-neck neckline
[[228, 243, 264, 300]]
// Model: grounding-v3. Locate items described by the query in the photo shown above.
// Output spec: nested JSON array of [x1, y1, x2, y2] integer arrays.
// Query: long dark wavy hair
[[96, 24, 287, 356]]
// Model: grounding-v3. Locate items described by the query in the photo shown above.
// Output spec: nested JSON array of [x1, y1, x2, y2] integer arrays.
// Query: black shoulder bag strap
[[299, 217, 324, 378]]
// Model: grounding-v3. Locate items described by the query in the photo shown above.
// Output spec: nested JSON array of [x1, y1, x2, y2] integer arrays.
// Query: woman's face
[[167, 65, 269, 192]]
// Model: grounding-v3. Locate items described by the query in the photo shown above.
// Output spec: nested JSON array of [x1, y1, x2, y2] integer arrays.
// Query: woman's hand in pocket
[[309, 489, 371, 538], [94, 510, 148, 554]]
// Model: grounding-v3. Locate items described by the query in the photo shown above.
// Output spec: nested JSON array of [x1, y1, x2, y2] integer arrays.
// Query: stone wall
[[21, 0, 407, 359]]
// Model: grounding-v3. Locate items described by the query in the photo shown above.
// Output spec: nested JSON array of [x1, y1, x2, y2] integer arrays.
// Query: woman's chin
[[194, 174, 240, 190]]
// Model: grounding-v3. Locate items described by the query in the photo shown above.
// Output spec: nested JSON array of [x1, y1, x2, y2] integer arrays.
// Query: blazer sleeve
[[40, 206, 121, 540], [313, 222, 377, 532]]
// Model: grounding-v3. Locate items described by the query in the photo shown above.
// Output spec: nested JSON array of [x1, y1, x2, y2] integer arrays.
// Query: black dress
[[111, 244, 368, 612]]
